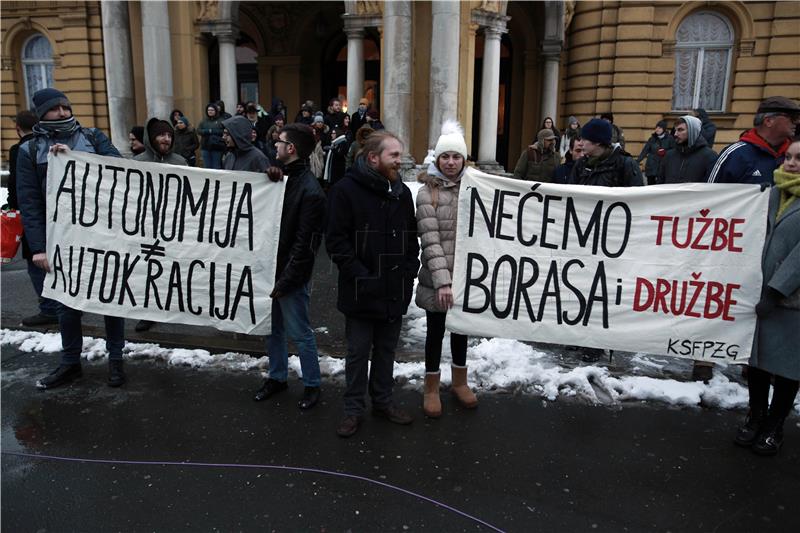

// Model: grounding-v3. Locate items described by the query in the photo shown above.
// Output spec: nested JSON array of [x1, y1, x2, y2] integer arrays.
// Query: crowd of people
[[5, 86, 799, 452]]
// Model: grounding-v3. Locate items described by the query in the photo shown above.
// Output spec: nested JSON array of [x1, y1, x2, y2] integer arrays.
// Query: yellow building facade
[[2, 1, 798, 173]]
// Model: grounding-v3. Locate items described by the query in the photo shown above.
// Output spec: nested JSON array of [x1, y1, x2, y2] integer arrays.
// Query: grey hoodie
[[681, 115, 702, 147], [133, 117, 187, 165], [221, 115, 270, 172]]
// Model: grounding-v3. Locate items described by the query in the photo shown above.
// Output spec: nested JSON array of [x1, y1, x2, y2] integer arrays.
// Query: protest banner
[[42, 151, 285, 334], [446, 167, 770, 362]]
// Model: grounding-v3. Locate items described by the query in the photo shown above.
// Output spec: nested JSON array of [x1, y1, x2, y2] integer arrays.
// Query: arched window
[[671, 11, 733, 112], [21, 34, 55, 107]]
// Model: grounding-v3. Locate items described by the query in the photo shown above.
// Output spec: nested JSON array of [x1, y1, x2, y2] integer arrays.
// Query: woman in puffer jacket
[[415, 120, 478, 418]]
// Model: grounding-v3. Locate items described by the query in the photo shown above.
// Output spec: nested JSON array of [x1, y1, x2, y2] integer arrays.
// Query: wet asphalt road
[[2, 347, 799, 532]]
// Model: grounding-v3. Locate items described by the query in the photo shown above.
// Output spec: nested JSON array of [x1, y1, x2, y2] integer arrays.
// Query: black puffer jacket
[[568, 146, 644, 187], [657, 134, 718, 184], [325, 157, 420, 320], [273, 159, 327, 295]]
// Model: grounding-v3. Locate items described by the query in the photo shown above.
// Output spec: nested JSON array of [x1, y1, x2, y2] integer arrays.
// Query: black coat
[[568, 147, 644, 187], [325, 158, 420, 320], [7, 132, 35, 258], [637, 133, 675, 177], [657, 135, 718, 184], [273, 159, 327, 295]]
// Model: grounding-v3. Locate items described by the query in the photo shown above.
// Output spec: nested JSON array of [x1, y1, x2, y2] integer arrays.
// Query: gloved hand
[[266, 166, 284, 182]]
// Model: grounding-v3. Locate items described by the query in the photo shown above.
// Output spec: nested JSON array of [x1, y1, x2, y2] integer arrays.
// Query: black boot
[[752, 417, 785, 456], [108, 359, 126, 388], [253, 378, 287, 401], [298, 386, 321, 410], [22, 313, 60, 327], [734, 409, 765, 447], [36, 363, 82, 390], [135, 320, 155, 332]]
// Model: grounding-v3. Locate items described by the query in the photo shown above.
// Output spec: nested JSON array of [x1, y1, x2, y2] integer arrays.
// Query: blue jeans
[[59, 306, 124, 365], [201, 149, 223, 169], [26, 259, 60, 316], [266, 284, 321, 387]]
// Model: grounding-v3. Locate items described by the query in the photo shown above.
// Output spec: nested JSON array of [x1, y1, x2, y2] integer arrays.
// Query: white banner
[[42, 151, 285, 334], [446, 167, 770, 362]]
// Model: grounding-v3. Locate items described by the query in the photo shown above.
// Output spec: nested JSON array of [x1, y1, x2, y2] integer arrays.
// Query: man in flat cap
[[708, 96, 800, 184]]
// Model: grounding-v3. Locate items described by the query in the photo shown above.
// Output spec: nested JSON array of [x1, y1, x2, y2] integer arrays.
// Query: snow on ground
[[4, 327, 797, 414]]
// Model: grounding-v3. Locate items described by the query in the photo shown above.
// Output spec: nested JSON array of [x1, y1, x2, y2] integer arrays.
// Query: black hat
[[32, 88, 71, 120]]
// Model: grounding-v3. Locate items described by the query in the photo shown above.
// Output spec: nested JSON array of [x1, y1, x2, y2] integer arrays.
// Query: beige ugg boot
[[450, 365, 478, 408], [423, 372, 442, 418]]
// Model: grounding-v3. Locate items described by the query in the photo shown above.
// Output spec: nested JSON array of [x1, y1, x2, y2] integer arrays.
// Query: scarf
[[37, 116, 79, 135], [773, 165, 800, 220]]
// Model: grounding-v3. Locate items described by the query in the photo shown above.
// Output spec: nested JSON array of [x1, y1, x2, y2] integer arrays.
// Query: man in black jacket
[[253, 123, 326, 410], [657, 115, 718, 184], [326, 130, 420, 437]]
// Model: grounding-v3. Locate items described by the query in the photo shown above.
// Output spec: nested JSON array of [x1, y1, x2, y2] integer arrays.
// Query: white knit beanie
[[433, 119, 468, 159]]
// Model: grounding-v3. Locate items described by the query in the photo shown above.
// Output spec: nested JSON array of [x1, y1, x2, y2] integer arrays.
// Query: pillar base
[[399, 156, 419, 182], [476, 160, 510, 176]]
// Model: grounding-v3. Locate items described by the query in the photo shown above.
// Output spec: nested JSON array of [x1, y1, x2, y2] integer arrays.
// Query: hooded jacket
[[198, 104, 226, 151], [134, 118, 187, 165], [172, 118, 199, 162], [325, 156, 420, 320], [658, 116, 718, 184], [707, 129, 790, 185], [415, 165, 462, 312], [637, 129, 675, 178], [273, 158, 327, 295], [512, 140, 557, 182], [221, 116, 270, 173], [694, 108, 717, 149], [568, 145, 644, 187]]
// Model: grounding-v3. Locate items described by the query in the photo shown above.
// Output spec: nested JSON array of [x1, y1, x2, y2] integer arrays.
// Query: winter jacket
[[7, 132, 36, 258], [220, 116, 270, 173], [134, 118, 187, 165], [552, 159, 576, 185], [695, 109, 717, 149], [637, 133, 675, 178], [325, 110, 347, 131], [611, 124, 626, 151], [16, 123, 121, 255], [173, 124, 200, 163], [657, 135, 717, 185], [273, 159, 326, 295], [707, 129, 789, 185], [568, 146, 644, 187], [351, 110, 369, 134], [323, 134, 350, 186], [415, 167, 462, 312], [512, 142, 558, 182], [749, 185, 800, 380], [325, 157, 420, 320], [197, 108, 226, 152]]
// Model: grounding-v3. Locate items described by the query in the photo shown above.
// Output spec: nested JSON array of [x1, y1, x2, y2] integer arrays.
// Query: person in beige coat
[[415, 120, 478, 418]]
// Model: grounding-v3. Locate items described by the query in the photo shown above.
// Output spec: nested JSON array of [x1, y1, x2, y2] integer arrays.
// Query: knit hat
[[567, 116, 578, 126], [32, 88, 71, 120], [581, 118, 612, 145], [359, 98, 369, 106], [148, 119, 173, 145], [434, 120, 468, 159], [312, 112, 324, 124], [537, 128, 556, 142]]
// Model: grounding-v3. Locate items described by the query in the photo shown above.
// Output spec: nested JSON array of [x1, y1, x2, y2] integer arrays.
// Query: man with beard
[[16, 88, 126, 389], [325, 130, 420, 437]]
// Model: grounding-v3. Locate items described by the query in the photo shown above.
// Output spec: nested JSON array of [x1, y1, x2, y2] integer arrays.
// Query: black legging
[[425, 311, 467, 372], [748, 366, 800, 422]]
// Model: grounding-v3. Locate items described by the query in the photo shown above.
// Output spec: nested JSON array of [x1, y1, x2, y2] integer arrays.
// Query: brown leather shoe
[[372, 405, 413, 425], [336, 415, 362, 438]]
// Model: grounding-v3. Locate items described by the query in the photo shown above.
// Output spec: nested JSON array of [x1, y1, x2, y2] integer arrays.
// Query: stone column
[[101, 1, 135, 154], [540, 44, 561, 124], [477, 26, 504, 167], [428, 0, 461, 145], [140, 1, 174, 119], [218, 33, 238, 114], [344, 27, 365, 114], [382, 0, 413, 165]]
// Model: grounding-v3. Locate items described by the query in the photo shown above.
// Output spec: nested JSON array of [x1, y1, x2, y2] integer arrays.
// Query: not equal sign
[[140, 239, 166, 261]]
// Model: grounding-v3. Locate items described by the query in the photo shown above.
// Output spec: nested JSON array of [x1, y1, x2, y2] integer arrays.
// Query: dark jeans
[[26, 259, 60, 316], [425, 311, 467, 372], [343, 316, 402, 416], [748, 365, 800, 423], [59, 306, 124, 365]]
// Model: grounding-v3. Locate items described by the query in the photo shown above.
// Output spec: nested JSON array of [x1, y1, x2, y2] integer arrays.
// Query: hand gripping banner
[[446, 167, 769, 362], [42, 151, 285, 334]]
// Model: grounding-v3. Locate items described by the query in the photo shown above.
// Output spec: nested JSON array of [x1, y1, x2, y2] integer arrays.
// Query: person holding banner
[[326, 130, 420, 437], [415, 120, 478, 418], [735, 136, 800, 456], [16, 88, 127, 390], [253, 123, 325, 411]]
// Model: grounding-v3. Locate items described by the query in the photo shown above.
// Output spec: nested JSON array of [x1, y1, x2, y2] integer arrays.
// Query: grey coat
[[133, 117, 187, 165], [415, 168, 461, 312], [749, 187, 800, 380], [221, 116, 270, 172]]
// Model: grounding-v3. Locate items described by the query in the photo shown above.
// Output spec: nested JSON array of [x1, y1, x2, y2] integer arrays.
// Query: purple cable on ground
[[2, 450, 505, 532]]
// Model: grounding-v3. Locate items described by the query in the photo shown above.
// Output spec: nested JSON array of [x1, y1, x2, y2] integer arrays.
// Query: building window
[[21, 34, 55, 108], [671, 11, 733, 112]]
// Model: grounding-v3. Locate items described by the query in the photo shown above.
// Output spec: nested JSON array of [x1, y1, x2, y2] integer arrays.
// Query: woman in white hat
[[415, 120, 478, 418]]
